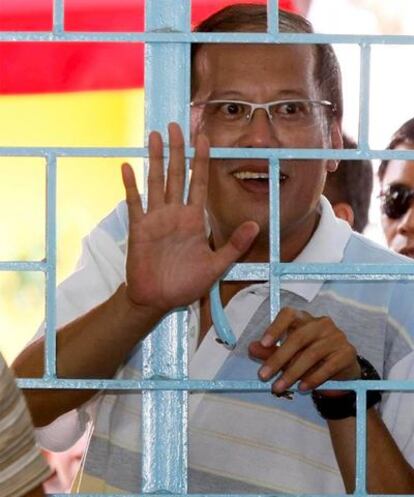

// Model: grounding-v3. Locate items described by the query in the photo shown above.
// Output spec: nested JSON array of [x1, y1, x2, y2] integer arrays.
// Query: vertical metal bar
[[142, 0, 190, 493], [358, 43, 371, 151], [53, 0, 65, 34], [44, 153, 57, 379], [267, 0, 279, 35], [269, 158, 281, 319], [355, 389, 367, 494]]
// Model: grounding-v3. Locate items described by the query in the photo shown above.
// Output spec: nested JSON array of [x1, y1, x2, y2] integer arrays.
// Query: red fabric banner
[[0, 0, 297, 94]]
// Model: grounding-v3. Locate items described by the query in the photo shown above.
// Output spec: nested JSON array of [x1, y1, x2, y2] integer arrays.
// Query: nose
[[237, 108, 279, 148], [397, 202, 414, 236]]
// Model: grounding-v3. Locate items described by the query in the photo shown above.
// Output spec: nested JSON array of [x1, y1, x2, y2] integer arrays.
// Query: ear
[[190, 108, 202, 147], [327, 120, 343, 173], [332, 202, 354, 228]]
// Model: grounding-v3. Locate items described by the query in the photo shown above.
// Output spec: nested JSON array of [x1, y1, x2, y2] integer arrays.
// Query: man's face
[[381, 146, 414, 257], [191, 43, 340, 250]]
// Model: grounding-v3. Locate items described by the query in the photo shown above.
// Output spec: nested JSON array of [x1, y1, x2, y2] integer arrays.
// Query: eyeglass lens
[[382, 184, 414, 219]]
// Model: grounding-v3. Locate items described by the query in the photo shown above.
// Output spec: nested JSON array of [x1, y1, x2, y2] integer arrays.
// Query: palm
[[122, 123, 258, 314], [128, 205, 219, 310]]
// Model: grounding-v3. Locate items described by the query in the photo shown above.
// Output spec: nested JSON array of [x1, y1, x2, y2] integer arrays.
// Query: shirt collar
[[280, 195, 353, 302]]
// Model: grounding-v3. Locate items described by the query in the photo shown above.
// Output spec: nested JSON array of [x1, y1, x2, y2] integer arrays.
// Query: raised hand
[[121, 122, 259, 314], [249, 307, 361, 395]]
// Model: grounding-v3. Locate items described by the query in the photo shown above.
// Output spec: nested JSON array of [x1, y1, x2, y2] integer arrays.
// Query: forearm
[[25, 484, 45, 497], [328, 408, 414, 493], [13, 283, 164, 427]]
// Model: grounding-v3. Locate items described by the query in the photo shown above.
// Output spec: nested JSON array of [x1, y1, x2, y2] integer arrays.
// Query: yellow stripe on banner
[[0, 89, 144, 363]]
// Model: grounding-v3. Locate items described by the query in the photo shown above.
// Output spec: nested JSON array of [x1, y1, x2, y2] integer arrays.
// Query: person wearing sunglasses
[[379, 118, 414, 258]]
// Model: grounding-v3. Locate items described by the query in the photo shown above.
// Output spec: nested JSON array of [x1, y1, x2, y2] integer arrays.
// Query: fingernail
[[259, 366, 271, 380], [299, 382, 309, 392], [260, 335, 274, 347], [274, 379, 286, 392]]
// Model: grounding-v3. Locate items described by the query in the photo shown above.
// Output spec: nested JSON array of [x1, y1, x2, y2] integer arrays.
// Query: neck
[[280, 209, 321, 262], [210, 210, 320, 264]]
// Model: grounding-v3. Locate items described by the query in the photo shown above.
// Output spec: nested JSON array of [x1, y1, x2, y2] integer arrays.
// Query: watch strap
[[311, 356, 382, 420]]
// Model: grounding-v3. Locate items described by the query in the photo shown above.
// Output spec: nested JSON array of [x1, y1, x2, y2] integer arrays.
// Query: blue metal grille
[[2, 0, 414, 496]]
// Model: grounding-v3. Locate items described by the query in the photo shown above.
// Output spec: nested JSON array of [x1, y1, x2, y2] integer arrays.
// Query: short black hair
[[378, 117, 414, 182], [323, 134, 373, 233], [191, 3, 343, 122]]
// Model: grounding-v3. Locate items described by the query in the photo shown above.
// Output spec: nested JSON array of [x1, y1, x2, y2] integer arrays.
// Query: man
[[379, 118, 414, 257], [323, 134, 373, 233], [14, 4, 414, 494], [0, 352, 50, 497]]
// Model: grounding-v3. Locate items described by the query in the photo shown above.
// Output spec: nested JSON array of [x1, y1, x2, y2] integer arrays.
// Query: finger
[[165, 122, 186, 204], [299, 346, 358, 392], [188, 133, 210, 206], [148, 130, 165, 210], [271, 339, 333, 394], [258, 321, 320, 382], [121, 162, 144, 224], [260, 307, 309, 347], [212, 221, 259, 275], [248, 341, 279, 362]]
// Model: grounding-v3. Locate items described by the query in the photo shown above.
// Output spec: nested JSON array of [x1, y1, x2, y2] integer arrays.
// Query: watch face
[[357, 356, 381, 380]]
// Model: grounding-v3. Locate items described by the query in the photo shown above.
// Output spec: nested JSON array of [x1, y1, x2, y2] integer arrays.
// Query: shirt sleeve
[[0, 354, 51, 497], [381, 280, 414, 467], [33, 204, 128, 451], [381, 352, 414, 467]]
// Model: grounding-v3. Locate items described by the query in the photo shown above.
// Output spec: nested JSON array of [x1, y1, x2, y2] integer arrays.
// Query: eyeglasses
[[190, 99, 335, 131], [379, 183, 414, 219]]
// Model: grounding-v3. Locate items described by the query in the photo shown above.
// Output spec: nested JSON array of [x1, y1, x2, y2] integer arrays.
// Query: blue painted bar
[[35, 493, 414, 497], [269, 158, 281, 319], [355, 390, 368, 494], [44, 153, 57, 379], [16, 377, 412, 392], [358, 44, 371, 150], [142, 0, 190, 493], [267, 0, 279, 36], [5, 31, 414, 45], [0, 261, 47, 271], [3, 260, 414, 279], [53, 0, 65, 34], [3, 146, 414, 161]]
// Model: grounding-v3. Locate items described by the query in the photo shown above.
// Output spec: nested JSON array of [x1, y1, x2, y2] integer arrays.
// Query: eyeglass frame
[[190, 98, 336, 126], [379, 183, 414, 219]]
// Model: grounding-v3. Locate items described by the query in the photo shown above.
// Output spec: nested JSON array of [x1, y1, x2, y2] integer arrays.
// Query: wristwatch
[[311, 355, 382, 420]]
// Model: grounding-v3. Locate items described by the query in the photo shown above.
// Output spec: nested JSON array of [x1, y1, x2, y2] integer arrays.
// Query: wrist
[[116, 284, 165, 330], [312, 356, 382, 420]]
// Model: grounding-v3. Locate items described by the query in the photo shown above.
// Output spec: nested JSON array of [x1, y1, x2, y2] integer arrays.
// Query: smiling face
[[191, 43, 341, 261], [380, 145, 414, 257]]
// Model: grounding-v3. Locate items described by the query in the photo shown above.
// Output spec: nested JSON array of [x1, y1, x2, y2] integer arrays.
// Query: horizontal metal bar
[[3, 31, 414, 45], [1, 147, 414, 161], [225, 264, 269, 280], [224, 262, 414, 281], [276, 262, 414, 277], [41, 494, 414, 497], [1, 262, 413, 279], [40, 494, 410, 497], [16, 378, 414, 391], [0, 261, 47, 271]]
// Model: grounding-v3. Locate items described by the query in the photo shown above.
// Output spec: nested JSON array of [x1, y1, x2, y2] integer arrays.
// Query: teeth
[[233, 171, 288, 181], [233, 171, 269, 180]]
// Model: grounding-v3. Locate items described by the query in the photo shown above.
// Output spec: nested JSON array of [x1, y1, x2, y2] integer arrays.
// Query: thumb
[[213, 221, 259, 274]]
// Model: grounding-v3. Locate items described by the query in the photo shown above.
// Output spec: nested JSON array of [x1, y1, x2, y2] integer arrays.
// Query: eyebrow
[[208, 89, 311, 101]]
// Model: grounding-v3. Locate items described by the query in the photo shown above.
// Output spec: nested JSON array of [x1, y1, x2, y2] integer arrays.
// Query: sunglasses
[[380, 183, 414, 219]]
